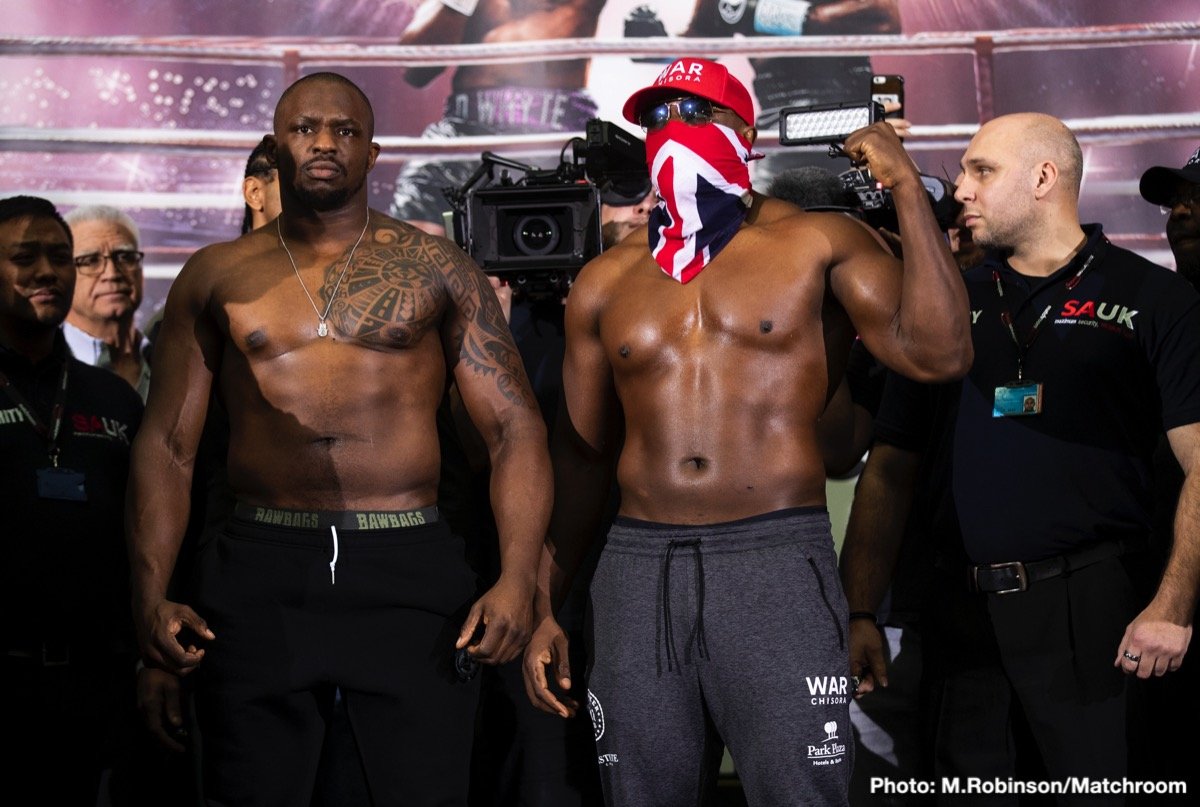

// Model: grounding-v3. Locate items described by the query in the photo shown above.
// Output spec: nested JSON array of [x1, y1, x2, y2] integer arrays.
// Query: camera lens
[[513, 214, 560, 256]]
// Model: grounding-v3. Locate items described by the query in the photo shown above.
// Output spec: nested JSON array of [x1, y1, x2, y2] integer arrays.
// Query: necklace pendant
[[317, 321, 329, 338]]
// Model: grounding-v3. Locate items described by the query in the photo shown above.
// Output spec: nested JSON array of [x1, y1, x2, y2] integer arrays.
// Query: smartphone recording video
[[871, 74, 905, 119]]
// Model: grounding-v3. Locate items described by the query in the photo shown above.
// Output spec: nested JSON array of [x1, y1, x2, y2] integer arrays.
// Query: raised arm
[[1115, 422, 1200, 678], [440, 240, 551, 666], [523, 259, 622, 717], [831, 122, 973, 382], [126, 251, 221, 675]]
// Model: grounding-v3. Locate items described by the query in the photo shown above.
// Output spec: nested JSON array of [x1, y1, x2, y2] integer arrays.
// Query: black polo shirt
[[0, 332, 143, 649], [951, 224, 1200, 563]]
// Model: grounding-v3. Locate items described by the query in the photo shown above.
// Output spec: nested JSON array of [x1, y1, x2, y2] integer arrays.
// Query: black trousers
[[930, 557, 1136, 807], [193, 517, 480, 807], [1, 651, 135, 804]]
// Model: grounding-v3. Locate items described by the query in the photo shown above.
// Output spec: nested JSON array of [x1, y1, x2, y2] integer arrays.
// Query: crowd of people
[[2, 51, 1197, 807]]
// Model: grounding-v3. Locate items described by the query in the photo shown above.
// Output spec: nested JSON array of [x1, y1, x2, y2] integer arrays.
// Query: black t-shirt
[[0, 334, 143, 649], [952, 225, 1200, 563]]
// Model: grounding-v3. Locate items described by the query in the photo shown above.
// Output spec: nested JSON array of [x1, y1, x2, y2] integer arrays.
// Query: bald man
[[128, 72, 550, 806], [841, 113, 1200, 793]]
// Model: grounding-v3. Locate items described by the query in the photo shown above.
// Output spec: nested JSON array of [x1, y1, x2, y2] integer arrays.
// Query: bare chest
[[600, 257, 826, 365], [220, 246, 449, 357]]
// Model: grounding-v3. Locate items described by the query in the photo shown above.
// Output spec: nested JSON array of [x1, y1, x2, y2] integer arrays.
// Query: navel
[[683, 456, 709, 471], [760, 320, 773, 334], [619, 345, 631, 358]]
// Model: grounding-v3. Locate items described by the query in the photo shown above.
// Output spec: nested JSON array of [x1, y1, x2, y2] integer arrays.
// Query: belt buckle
[[41, 641, 70, 667], [974, 561, 1028, 594]]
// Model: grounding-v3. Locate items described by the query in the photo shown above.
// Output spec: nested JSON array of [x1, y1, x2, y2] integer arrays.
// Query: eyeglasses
[[1160, 186, 1200, 215], [639, 97, 728, 133], [73, 249, 144, 275]]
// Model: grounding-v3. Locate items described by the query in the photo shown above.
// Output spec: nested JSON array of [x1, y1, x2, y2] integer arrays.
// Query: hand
[[138, 599, 215, 676], [848, 618, 889, 698], [807, 0, 901, 35], [137, 666, 188, 753], [456, 574, 533, 665], [522, 614, 577, 717], [842, 121, 920, 193], [1114, 606, 1192, 679]]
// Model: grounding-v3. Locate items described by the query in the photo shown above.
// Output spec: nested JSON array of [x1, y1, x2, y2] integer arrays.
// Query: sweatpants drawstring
[[656, 538, 707, 677], [329, 525, 339, 585]]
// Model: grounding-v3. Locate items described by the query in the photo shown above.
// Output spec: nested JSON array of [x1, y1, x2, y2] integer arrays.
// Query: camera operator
[[599, 179, 657, 250]]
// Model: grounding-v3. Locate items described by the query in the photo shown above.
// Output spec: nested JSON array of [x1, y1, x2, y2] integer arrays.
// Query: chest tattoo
[[326, 244, 445, 344]]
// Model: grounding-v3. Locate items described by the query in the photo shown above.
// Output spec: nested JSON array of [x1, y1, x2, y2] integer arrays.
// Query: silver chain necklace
[[277, 213, 370, 338]]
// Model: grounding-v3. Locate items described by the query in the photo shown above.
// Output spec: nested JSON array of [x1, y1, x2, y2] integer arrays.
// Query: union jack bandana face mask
[[645, 119, 758, 283]]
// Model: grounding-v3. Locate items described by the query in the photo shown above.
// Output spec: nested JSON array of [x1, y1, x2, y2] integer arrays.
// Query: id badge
[[37, 467, 87, 501], [993, 381, 1043, 417]]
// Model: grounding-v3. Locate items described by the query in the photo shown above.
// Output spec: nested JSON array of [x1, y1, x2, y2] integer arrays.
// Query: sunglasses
[[639, 97, 728, 133]]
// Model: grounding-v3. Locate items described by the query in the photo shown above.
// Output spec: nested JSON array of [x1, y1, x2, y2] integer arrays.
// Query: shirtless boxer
[[522, 58, 971, 806], [128, 72, 551, 807]]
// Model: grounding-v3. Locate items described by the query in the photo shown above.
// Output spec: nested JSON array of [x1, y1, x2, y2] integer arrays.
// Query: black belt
[[968, 537, 1145, 595]]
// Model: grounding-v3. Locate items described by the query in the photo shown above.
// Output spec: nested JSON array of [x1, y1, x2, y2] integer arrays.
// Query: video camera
[[840, 168, 961, 233], [776, 100, 962, 232], [447, 119, 649, 300]]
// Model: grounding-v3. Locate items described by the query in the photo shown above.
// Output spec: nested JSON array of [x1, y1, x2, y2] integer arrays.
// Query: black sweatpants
[[587, 508, 852, 807], [193, 515, 480, 807]]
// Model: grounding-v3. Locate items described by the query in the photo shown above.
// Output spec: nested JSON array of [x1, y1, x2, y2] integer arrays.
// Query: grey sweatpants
[[586, 507, 852, 807]]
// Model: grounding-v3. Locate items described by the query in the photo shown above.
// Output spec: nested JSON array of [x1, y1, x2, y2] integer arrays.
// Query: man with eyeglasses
[[522, 58, 971, 805], [63, 205, 150, 401]]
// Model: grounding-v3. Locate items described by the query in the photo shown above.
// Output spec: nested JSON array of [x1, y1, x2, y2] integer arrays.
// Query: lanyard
[[0, 361, 70, 466], [993, 254, 1094, 381]]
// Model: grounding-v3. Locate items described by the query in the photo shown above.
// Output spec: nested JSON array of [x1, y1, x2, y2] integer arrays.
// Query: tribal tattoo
[[321, 222, 532, 407], [438, 241, 534, 409], [325, 233, 445, 346]]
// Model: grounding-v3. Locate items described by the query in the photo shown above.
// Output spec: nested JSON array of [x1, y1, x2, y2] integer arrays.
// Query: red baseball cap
[[622, 58, 755, 128]]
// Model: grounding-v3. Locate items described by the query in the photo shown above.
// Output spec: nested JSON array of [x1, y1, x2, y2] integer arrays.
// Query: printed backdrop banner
[[1, 0, 1196, 317]]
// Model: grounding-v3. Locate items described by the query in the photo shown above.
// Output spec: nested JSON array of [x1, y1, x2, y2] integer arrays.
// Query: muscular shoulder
[[167, 237, 247, 313], [368, 213, 477, 293], [568, 241, 641, 324], [744, 199, 885, 278]]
